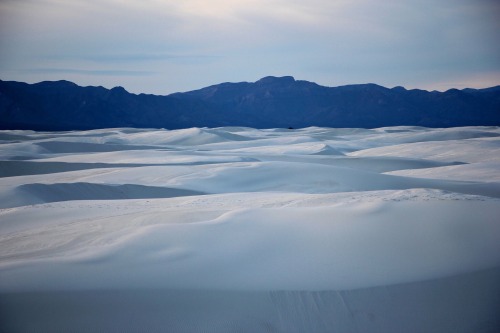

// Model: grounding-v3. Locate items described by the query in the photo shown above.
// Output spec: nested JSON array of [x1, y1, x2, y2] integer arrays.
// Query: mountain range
[[1, 76, 499, 130]]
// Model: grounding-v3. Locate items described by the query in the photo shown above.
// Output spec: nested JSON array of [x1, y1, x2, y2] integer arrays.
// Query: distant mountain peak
[[34, 80, 78, 88], [110, 86, 128, 94], [391, 86, 407, 92], [256, 76, 296, 85]]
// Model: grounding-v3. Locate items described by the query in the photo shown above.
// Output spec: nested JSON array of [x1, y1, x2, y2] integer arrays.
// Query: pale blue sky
[[1, 0, 499, 94]]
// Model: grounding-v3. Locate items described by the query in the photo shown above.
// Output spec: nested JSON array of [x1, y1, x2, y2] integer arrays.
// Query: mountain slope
[[1, 76, 499, 130]]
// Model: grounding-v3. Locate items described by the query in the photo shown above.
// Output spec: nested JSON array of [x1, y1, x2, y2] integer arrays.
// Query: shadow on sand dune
[[10, 182, 205, 207]]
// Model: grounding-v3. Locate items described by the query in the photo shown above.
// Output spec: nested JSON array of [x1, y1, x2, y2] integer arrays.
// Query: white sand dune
[[0, 160, 158, 177], [2, 268, 498, 333], [35, 149, 259, 164], [0, 126, 499, 332], [350, 136, 500, 163], [386, 161, 500, 182], [2, 161, 499, 209]]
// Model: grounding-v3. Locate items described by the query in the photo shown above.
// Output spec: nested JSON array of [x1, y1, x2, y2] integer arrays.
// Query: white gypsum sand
[[0, 126, 499, 333]]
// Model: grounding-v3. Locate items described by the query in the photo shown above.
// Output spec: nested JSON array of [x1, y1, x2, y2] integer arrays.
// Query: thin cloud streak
[[40, 53, 223, 64], [22, 68, 155, 77]]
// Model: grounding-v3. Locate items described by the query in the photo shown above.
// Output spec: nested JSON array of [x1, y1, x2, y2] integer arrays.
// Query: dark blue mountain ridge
[[1, 76, 499, 130]]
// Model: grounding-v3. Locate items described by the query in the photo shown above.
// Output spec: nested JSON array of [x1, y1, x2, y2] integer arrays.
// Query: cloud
[[41, 53, 222, 65], [22, 68, 155, 77], [0, 0, 499, 94]]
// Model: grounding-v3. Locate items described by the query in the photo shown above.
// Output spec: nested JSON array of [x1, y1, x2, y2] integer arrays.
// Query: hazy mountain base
[[1, 267, 499, 333]]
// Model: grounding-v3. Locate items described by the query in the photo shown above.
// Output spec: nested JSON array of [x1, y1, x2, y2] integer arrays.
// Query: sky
[[0, 0, 499, 95]]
